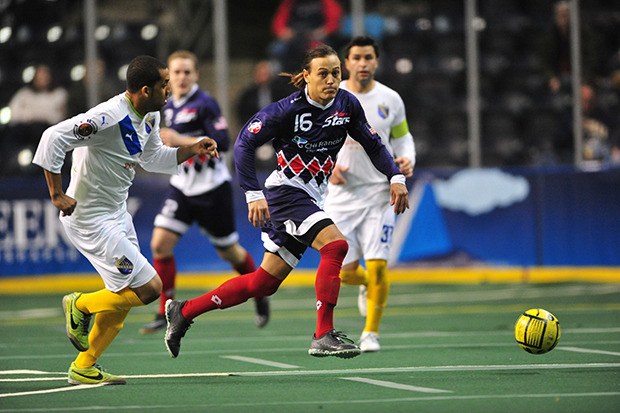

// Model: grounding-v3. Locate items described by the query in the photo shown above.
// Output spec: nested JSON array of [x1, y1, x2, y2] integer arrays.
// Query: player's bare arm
[[43, 169, 77, 216], [390, 182, 409, 214], [176, 137, 219, 164], [247, 199, 270, 228], [328, 164, 348, 185], [395, 156, 413, 178], [160, 127, 205, 148]]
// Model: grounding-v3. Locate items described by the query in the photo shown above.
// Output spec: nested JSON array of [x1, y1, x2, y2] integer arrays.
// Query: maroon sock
[[154, 256, 176, 315], [315, 240, 348, 337], [182, 267, 281, 320]]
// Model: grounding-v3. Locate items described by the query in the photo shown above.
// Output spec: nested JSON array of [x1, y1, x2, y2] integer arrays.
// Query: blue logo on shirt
[[292, 136, 308, 148], [119, 115, 142, 155]]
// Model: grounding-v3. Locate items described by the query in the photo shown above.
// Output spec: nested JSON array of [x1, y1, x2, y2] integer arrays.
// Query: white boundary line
[[557, 346, 620, 357], [1, 364, 619, 401], [0, 383, 106, 398], [2, 362, 619, 383], [220, 355, 299, 368], [341, 377, 451, 393]]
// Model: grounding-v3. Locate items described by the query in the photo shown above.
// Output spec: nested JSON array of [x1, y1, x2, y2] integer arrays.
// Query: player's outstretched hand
[[195, 137, 219, 159], [390, 183, 409, 215], [248, 199, 270, 228], [395, 156, 413, 178]]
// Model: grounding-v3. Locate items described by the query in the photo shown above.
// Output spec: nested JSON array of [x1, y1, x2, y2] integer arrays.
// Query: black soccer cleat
[[308, 329, 361, 358], [254, 296, 270, 328], [164, 299, 192, 358]]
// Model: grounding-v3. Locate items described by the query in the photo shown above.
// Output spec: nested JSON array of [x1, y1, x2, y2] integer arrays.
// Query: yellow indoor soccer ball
[[514, 308, 561, 354]]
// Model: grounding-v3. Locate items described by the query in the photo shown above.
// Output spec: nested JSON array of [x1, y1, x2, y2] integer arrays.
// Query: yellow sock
[[340, 266, 368, 286], [75, 309, 129, 368], [364, 259, 389, 334], [75, 288, 144, 314]]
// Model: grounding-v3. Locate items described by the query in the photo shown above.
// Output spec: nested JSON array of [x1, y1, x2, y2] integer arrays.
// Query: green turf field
[[1, 281, 619, 412]]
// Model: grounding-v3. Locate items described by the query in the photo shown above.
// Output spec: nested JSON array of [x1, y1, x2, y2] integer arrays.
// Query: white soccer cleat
[[359, 331, 381, 352], [357, 285, 367, 317]]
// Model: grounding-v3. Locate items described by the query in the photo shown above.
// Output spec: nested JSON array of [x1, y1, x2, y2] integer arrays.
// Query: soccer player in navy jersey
[[164, 44, 409, 359], [140, 51, 269, 335]]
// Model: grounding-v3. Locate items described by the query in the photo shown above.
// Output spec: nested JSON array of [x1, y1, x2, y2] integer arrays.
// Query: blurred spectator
[[609, 70, 620, 163], [235, 60, 291, 170], [9, 64, 67, 127], [67, 58, 118, 116], [539, 1, 597, 94], [269, 0, 343, 72], [2, 64, 67, 175], [235, 60, 290, 123], [7, 64, 67, 150], [554, 84, 616, 164]]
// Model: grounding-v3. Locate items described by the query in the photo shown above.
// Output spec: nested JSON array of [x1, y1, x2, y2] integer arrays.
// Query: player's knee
[[138, 279, 162, 304], [248, 269, 282, 297], [320, 239, 349, 262], [151, 242, 172, 258], [340, 269, 362, 285]]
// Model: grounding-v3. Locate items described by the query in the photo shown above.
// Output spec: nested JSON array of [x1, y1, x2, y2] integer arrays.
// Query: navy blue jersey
[[234, 87, 401, 204], [162, 85, 231, 196]]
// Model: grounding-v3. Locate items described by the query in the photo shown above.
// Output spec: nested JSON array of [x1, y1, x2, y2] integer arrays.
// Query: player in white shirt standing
[[324, 36, 415, 352], [32, 55, 218, 385]]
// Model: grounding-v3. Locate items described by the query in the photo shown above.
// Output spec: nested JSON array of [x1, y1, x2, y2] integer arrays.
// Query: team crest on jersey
[[72, 118, 98, 140], [145, 115, 155, 133], [115, 256, 134, 275], [378, 104, 389, 119], [247, 119, 262, 133]]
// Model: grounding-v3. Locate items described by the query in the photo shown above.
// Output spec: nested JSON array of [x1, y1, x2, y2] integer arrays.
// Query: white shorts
[[61, 212, 156, 292], [327, 203, 396, 266]]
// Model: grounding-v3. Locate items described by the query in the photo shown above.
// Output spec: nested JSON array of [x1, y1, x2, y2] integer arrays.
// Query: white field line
[[0, 383, 106, 398], [1, 362, 619, 383], [557, 346, 620, 357], [0, 370, 65, 375], [2, 364, 619, 402], [220, 355, 299, 368], [341, 376, 451, 393]]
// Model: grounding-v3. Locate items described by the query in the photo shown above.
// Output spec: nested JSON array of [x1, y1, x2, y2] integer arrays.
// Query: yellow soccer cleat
[[62, 292, 91, 352], [68, 362, 126, 385]]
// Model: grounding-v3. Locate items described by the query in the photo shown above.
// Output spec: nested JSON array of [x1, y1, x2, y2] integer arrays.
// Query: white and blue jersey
[[32, 92, 178, 291], [33, 92, 178, 225], [162, 84, 231, 197], [235, 86, 401, 207]]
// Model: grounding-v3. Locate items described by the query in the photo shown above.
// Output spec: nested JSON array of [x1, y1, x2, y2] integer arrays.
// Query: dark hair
[[281, 44, 339, 89], [126, 55, 167, 93], [344, 36, 380, 59]]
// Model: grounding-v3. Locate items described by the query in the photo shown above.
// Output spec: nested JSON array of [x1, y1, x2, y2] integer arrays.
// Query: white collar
[[172, 84, 199, 108], [304, 85, 334, 110]]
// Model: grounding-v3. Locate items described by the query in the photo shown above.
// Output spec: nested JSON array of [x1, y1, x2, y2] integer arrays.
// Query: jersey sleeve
[[389, 93, 416, 165], [139, 112, 179, 174], [32, 103, 119, 173], [234, 107, 280, 193], [345, 94, 401, 181]]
